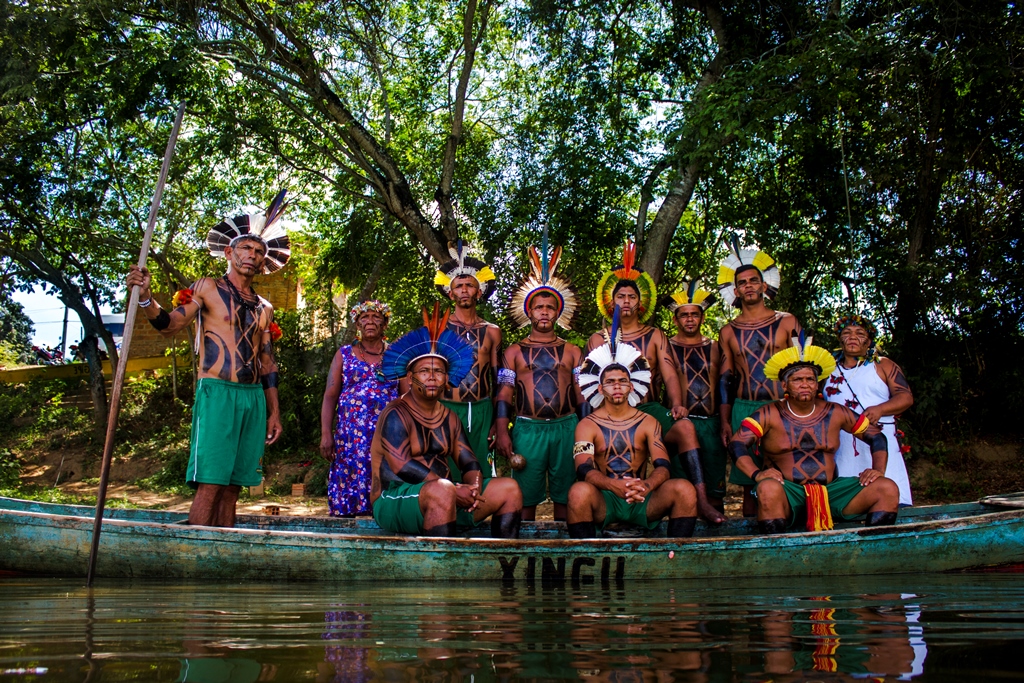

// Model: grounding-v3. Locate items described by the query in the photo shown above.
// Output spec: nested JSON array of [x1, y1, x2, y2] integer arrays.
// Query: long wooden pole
[[87, 102, 186, 585]]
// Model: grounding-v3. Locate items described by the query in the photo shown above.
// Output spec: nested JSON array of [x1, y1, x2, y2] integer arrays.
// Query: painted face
[[357, 310, 387, 341], [783, 366, 819, 402], [673, 305, 704, 334], [449, 276, 481, 307], [734, 269, 767, 304], [613, 287, 640, 318], [839, 324, 872, 357], [600, 368, 632, 406], [225, 239, 267, 276], [409, 356, 449, 400], [527, 294, 559, 332]]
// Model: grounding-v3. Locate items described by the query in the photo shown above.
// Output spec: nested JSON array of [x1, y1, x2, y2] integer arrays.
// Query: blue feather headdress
[[380, 303, 475, 385]]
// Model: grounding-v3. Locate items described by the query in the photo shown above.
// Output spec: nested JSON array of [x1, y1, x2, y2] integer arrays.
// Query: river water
[[1, 573, 1023, 681]]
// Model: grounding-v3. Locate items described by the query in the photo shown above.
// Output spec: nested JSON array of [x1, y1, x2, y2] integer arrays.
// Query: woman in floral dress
[[320, 301, 398, 516]]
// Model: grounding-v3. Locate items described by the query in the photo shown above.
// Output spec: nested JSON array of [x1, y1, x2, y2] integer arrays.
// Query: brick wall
[[127, 264, 299, 359]]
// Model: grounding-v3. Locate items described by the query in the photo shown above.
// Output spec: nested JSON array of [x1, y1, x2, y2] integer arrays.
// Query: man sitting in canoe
[[369, 304, 523, 538], [566, 307, 698, 539], [126, 193, 290, 527], [728, 334, 900, 534]]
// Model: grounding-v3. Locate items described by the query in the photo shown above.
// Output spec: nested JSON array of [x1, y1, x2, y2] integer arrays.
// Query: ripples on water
[[1, 574, 1023, 681]]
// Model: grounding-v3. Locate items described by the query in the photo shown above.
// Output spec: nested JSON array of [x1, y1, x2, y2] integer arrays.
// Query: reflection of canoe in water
[[2, 494, 1023, 582]]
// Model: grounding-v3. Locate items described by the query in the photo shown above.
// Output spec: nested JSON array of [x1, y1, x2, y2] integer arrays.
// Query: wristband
[[497, 368, 516, 387], [750, 469, 761, 480], [138, 298, 152, 308]]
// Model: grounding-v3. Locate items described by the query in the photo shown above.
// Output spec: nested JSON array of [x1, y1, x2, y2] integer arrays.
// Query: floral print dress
[[327, 345, 398, 516]]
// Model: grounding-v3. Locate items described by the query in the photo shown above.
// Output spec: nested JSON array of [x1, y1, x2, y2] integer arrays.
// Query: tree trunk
[[638, 160, 702, 283], [893, 78, 946, 352], [78, 335, 108, 432]]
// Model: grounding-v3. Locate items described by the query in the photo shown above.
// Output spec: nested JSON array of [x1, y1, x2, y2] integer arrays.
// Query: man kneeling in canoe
[[566, 308, 698, 539], [728, 334, 899, 534], [369, 304, 523, 538]]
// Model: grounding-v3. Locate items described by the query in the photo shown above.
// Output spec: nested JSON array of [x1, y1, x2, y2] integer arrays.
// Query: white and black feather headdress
[[206, 189, 291, 274], [577, 306, 652, 408]]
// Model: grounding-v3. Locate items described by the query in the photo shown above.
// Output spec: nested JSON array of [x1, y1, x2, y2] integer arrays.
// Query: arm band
[[869, 432, 888, 454], [653, 458, 671, 472], [573, 441, 595, 458], [576, 401, 593, 420], [497, 368, 516, 386], [459, 459, 482, 475], [496, 400, 513, 420], [261, 371, 279, 390], [576, 462, 596, 481], [397, 459, 431, 484], [148, 308, 171, 331], [728, 441, 751, 463], [717, 370, 734, 406]]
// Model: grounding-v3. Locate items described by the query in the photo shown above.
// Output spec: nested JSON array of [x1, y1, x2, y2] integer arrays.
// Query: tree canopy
[[1, 0, 1021, 438]]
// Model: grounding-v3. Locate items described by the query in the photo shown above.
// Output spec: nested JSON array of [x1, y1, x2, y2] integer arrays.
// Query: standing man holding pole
[[125, 192, 290, 527], [716, 240, 802, 516]]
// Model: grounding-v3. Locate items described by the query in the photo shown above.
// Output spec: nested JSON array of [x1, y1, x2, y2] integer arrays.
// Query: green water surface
[[1, 573, 1023, 681]]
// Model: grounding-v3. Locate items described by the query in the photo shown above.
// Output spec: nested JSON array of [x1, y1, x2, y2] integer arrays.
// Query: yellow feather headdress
[[434, 240, 496, 301], [596, 240, 657, 323], [716, 235, 780, 308], [764, 332, 837, 382]]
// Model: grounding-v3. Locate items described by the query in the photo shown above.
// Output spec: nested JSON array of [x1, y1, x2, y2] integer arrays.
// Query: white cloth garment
[[826, 361, 913, 506]]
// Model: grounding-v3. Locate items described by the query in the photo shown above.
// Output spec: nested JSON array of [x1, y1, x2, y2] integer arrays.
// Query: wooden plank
[[0, 357, 172, 384], [980, 492, 1024, 509]]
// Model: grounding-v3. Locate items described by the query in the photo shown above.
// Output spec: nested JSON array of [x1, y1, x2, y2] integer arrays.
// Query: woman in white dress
[[824, 315, 915, 506]]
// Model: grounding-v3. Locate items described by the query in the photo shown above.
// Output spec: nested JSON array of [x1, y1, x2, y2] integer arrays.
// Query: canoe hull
[[2, 498, 1023, 581]]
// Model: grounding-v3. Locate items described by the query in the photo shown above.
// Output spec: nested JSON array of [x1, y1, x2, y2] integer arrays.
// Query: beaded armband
[[573, 441, 595, 457]]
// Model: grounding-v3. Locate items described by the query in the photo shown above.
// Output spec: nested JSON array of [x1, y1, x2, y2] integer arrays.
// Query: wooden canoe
[[1, 495, 1023, 582]]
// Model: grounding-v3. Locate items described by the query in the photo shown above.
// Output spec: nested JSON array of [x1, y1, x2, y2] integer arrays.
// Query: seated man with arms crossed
[[729, 334, 899, 534], [370, 304, 523, 538], [567, 308, 698, 539]]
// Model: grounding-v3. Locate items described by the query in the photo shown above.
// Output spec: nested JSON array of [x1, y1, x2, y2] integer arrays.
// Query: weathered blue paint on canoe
[[1, 496, 1022, 581]]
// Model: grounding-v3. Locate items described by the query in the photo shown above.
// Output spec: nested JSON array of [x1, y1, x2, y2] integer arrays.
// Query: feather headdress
[[660, 279, 717, 314], [577, 305, 653, 408], [206, 189, 291, 274], [349, 299, 392, 324], [764, 331, 836, 382], [716, 235, 780, 308], [508, 238, 578, 329], [596, 240, 658, 323], [380, 303, 475, 385], [434, 240, 496, 300]]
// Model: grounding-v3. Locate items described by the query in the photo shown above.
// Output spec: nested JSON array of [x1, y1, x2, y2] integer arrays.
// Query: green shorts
[[728, 398, 772, 486], [599, 489, 660, 530], [754, 477, 866, 529], [373, 478, 493, 534], [638, 402, 677, 436], [187, 378, 266, 488], [669, 415, 727, 499], [441, 399, 493, 482], [510, 414, 578, 506]]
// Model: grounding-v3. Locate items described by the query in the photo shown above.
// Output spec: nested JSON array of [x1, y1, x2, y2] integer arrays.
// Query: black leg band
[[490, 511, 521, 539], [758, 518, 787, 534], [567, 521, 597, 539], [667, 516, 696, 538], [424, 522, 457, 537], [865, 511, 898, 526], [680, 449, 705, 485]]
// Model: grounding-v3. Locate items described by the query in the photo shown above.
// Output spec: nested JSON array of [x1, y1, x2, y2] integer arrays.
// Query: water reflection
[[0, 574, 1022, 681]]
